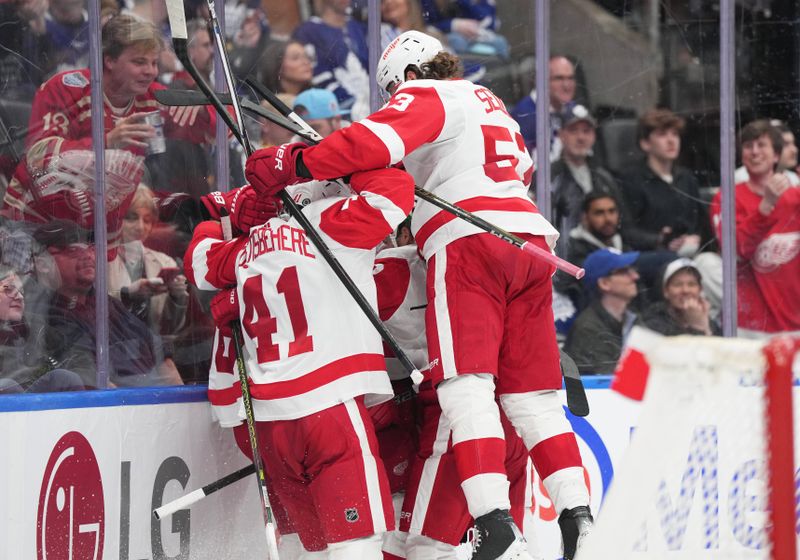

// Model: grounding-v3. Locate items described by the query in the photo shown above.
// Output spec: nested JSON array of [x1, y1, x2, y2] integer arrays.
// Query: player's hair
[[581, 190, 618, 214], [420, 52, 463, 80], [637, 108, 685, 141], [102, 14, 164, 60], [740, 119, 784, 164]]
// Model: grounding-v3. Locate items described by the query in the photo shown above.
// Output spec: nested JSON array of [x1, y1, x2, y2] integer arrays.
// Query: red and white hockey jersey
[[299, 78, 559, 259], [373, 244, 428, 380], [2, 68, 216, 226], [187, 168, 415, 422]]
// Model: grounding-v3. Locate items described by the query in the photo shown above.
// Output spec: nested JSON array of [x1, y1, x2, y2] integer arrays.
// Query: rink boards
[[0, 380, 797, 560]]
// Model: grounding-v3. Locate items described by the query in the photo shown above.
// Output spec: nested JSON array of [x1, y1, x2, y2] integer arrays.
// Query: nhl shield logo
[[344, 507, 359, 523]]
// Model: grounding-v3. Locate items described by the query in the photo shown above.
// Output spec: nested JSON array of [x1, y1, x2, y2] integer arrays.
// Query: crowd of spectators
[[0, 0, 798, 394]]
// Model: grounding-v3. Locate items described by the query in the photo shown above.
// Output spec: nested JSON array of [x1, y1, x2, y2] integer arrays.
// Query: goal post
[[577, 329, 798, 560], [763, 336, 799, 560]]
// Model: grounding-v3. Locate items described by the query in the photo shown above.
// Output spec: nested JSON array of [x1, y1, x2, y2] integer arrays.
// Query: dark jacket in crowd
[[554, 224, 629, 310], [0, 4, 53, 102], [639, 300, 722, 337], [44, 291, 167, 387], [563, 299, 637, 374], [619, 159, 708, 250], [0, 321, 52, 389], [549, 159, 624, 257]]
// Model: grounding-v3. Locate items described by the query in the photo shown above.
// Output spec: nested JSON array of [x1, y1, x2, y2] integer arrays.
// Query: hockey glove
[[210, 287, 240, 329], [245, 142, 308, 197], [201, 186, 280, 234]]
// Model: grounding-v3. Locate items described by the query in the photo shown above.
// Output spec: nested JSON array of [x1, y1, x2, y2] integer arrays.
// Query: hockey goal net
[[578, 330, 799, 560]]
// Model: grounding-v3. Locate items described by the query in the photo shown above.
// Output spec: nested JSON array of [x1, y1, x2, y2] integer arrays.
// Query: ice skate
[[558, 505, 593, 560], [471, 509, 534, 560]]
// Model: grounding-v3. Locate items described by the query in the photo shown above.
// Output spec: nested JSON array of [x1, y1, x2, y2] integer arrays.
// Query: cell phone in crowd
[[157, 267, 181, 284]]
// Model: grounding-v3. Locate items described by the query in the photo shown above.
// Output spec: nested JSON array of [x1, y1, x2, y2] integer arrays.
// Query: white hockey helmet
[[376, 30, 444, 95]]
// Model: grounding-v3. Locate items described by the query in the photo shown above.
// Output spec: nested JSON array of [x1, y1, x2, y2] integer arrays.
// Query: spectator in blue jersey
[[292, 0, 371, 121], [511, 55, 578, 160], [419, 0, 508, 58], [45, 0, 90, 73]]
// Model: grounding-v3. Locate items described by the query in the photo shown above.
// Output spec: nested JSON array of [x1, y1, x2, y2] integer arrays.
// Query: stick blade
[[154, 88, 232, 107], [561, 349, 590, 416]]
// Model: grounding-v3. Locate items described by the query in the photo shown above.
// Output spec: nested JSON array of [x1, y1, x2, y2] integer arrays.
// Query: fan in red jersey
[[711, 119, 800, 334], [244, 30, 592, 560], [186, 168, 414, 559], [2, 14, 217, 253]]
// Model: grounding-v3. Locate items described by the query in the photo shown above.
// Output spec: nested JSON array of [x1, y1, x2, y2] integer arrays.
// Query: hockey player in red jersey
[[185, 167, 415, 559], [373, 222, 534, 560], [244, 30, 592, 560], [2, 14, 216, 251]]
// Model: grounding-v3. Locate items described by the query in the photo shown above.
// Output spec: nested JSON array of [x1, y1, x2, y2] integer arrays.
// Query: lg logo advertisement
[[0, 400, 264, 560], [34, 431, 198, 560], [37, 432, 105, 560]]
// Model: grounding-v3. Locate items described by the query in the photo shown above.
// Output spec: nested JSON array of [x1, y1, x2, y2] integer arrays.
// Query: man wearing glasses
[[564, 248, 640, 374], [511, 55, 578, 160], [31, 220, 183, 388]]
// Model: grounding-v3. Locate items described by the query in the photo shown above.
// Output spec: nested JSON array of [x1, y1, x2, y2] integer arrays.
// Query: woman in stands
[[0, 264, 85, 394], [108, 185, 189, 339]]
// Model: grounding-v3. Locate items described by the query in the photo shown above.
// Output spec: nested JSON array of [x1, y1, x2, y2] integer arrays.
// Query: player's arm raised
[[301, 85, 447, 179], [318, 167, 415, 249]]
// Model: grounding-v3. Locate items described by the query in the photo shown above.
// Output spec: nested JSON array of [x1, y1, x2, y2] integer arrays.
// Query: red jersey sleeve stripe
[[249, 353, 386, 400], [414, 196, 539, 251], [319, 168, 414, 249], [208, 384, 242, 406], [319, 196, 396, 249], [303, 122, 393, 179], [366, 85, 447, 156], [184, 220, 244, 290], [359, 119, 406, 164]]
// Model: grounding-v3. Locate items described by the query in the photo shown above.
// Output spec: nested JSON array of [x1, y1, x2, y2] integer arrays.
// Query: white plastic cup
[[143, 111, 166, 155]]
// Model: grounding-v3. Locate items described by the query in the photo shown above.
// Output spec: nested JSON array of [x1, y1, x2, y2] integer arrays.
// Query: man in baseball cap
[[561, 104, 597, 129], [564, 248, 640, 374], [292, 88, 346, 138]]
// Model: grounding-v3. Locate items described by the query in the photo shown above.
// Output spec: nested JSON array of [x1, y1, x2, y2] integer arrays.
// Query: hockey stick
[[164, 2, 280, 555], [243, 77, 585, 280], [152, 89, 308, 138], [221, 208, 281, 558], [165, 0, 421, 383], [153, 464, 255, 520], [560, 349, 589, 417]]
